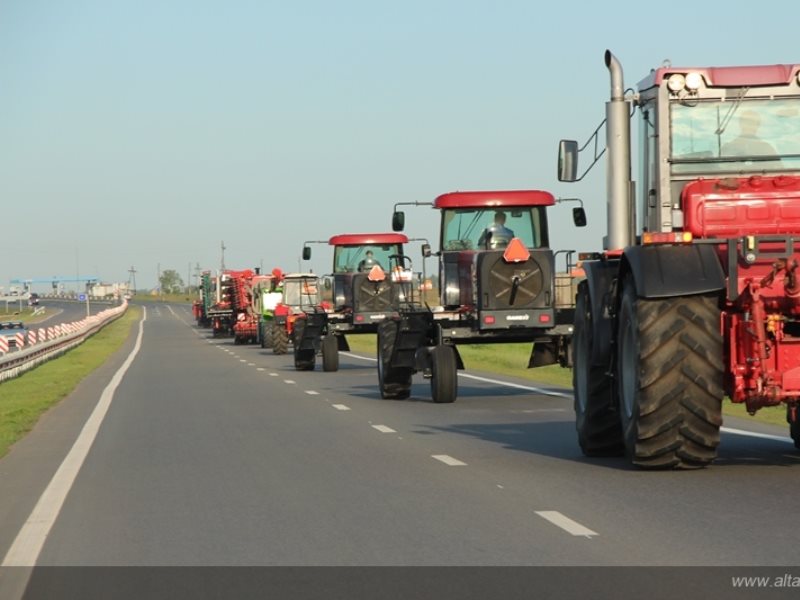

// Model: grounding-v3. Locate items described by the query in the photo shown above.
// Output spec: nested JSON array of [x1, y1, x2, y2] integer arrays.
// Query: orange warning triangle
[[503, 238, 530, 263], [367, 265, 386, 281]]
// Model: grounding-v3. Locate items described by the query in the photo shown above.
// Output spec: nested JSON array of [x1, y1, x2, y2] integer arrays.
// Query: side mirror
[[302, 246, 311, 260], [572, 207, 587, 227], [421, 243, 431, 258], [392, 211, 405, 232], [558, 140, 579, 182]]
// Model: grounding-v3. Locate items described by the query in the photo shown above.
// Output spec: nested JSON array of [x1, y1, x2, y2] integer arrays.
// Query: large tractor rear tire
[[273, 323, 289, 355], [292, 320, 316, 371], [377, 321, 412, 400], [430, 345, 457, 404], [617, 279, 723, 469], [573, 281, 624, 456], [322, 334, 339, 372]]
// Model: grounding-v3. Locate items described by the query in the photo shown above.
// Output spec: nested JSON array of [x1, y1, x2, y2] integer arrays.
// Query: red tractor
[[301, 233, 413, 372], [269, 273, 328, 371], [385, 190, 581, 403], [559, 50, 800, 468]]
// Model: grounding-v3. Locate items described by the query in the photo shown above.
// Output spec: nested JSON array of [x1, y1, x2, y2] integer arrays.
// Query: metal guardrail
[[0, 301, 128, 384]]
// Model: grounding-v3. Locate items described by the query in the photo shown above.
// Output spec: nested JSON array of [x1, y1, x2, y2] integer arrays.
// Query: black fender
[[582, 260, 618, 366], [622, 244, 726, 298]]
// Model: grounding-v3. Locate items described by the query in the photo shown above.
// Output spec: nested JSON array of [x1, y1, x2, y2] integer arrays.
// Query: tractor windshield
[[440, 207, 546, 251], [283, 278, 319, 309], [670, 97, 800, 174], [333, 244, 402, 273]]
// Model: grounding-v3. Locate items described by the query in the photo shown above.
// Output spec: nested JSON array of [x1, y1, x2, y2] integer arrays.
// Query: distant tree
[[159, 270, 184, 295]]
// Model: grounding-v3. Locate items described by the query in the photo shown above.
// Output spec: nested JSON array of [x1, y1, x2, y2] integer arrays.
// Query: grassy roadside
[[343, 334, 788, 428], [133, 293, 192, 304], [0, 307, 47, 324], [0, 306, 141, 458]]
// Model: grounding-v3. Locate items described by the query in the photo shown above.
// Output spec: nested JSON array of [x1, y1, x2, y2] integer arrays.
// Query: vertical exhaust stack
[[604, 50, 633, 250]]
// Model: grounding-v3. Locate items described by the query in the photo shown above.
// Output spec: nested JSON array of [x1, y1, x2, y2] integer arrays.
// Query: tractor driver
[[478, 210, 515, 249], [357, 250, 381, 272]]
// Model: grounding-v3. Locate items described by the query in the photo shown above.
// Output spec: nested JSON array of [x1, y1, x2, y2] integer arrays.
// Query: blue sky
[[1, 0, 797, 289]]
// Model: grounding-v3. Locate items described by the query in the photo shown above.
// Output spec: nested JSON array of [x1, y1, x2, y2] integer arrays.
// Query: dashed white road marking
[[305, 390, 319, 395], [247, 363, 255, 367], [270, 373, 279, 377], [284, 379, 296, 384], [372, 425, 396, 433], [332, 404, 351, 411], [239, 359, 247, 363], [167, 305, 177, 316], [257, 368, 265, 372], [432, 454, 467, 466], [535, 511, 598, 538]]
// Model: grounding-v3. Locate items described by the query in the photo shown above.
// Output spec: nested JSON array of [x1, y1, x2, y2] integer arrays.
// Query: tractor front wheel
[[377, 321, 412, 400], [430, 345, 457, 404], [293, 320, 315, 371], [789, 409, 800, 450], [573, 281, 623, 456], [322, 334, 339, 372], [617, 279, 723, 469]]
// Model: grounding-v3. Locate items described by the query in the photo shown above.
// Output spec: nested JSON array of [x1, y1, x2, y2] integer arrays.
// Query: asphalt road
[[1, 303, 798, 576]]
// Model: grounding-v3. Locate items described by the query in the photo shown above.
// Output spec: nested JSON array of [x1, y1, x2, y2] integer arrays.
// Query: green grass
[[0, 307, 47, 324], [133, 292, 192, 304], [344, 333, 787, 429], [0, 306, 141, 458]]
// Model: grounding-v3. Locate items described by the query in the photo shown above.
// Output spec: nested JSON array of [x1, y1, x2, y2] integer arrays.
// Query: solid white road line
[[332, 404, 351, 411], [167, 305, 177, 316], [305, 390, 319, 395], [2, 307, 148, 567], [432, 454, 467, 466], [372, 425, 396, 433], [340, 352, 568, 397], [720, 426, 793, 443], [458, 373, 571, 398], [535, 511, 597, 538], [342, 351, 792, 440]]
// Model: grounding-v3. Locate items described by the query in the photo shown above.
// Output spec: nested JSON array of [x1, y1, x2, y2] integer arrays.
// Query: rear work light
[[642, 231, 693, 245]]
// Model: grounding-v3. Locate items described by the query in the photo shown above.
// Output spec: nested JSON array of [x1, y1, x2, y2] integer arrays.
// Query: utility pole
[[221, 240, 226, 271], [128, 266, 137, 296], [157, 262, 161, 300]]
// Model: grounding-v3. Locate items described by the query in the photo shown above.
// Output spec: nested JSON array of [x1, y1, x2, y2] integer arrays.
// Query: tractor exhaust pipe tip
[[605, 50, 624, 101]]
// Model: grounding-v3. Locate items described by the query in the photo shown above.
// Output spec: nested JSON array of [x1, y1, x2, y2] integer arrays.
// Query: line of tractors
[[193, 50, 800, 469]]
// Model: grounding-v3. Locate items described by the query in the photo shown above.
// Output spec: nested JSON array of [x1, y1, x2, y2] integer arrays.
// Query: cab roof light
[[685, 72, 703, 91]]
